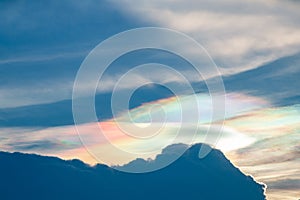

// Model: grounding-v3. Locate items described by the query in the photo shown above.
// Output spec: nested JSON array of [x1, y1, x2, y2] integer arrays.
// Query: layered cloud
[[223, 104, 300, 200], [112, 0, 300, 75], [2, 0, 300, 109], [0, 0, 145, 108], [0, 92, 267, 163]]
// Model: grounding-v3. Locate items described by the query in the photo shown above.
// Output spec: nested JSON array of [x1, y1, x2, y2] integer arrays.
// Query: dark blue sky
[[0, 0, 151, 108]]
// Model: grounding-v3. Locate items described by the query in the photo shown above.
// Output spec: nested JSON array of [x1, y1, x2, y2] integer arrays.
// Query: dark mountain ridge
[[0, 143, 266, 200]]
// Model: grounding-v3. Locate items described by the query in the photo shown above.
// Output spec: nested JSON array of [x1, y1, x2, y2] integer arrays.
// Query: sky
[[1, 0, 300, 199]]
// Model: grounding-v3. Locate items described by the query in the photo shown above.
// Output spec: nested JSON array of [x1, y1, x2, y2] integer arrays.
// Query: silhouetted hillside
[[0, 143, 265, 200]]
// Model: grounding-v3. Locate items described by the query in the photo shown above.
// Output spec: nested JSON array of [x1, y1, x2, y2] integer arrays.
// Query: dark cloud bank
[[0, 143, 265, 200]]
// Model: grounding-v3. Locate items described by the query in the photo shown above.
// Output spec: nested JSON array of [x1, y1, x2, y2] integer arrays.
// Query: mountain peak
[[0, 143, 266, 200]]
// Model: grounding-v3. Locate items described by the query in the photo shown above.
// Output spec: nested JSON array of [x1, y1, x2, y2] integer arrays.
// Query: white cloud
[[2, 0, 300, 108], [96, 67, 203, 93], [0, 83, 73, 108], [112, 0, 300, 74]]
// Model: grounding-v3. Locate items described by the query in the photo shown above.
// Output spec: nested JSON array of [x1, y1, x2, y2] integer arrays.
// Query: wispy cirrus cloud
[[2, 0, 300, 109], [0, 0, 144, 108], [223, 104, 300, 200], [112, 0, 300, 75]]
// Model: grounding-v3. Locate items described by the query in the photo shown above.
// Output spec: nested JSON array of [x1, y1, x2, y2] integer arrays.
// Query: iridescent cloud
[[223, 105, 300, 200], [1, 93, 299, 199], [0, 92, 268, 165]]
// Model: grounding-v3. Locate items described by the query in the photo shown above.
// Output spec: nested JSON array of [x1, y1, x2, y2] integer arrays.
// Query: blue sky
[[0, 0, 146, 108], [1, 0, 300, 108], [1, 0, 300, 199]]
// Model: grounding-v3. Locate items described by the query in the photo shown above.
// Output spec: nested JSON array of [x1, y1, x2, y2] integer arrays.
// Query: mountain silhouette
[[0, 143, 266, 200]]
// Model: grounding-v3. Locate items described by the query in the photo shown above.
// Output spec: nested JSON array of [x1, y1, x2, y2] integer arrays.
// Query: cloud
[[1, 0, 299, 109], [0, 93, 298, 198], [2, 52, 298, 128], [268, 179, 300, 190], [96, 67, 203, 93], [0, 0, 145, 108], [7, 140, 65, 151], [223, 53, 300, 105], [112, 0, 300, 75], [0, 92, 267, 165], [223, 104, 300, 199], [0, 126, 83, 155]]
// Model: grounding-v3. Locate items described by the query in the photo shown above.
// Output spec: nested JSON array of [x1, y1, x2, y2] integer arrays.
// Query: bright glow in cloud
[[223, 105, 300, 200], [0, 92, 268, 164], [1, 93, 299, 199]]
